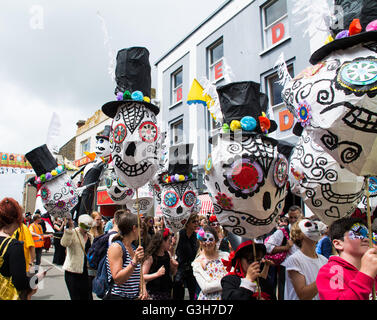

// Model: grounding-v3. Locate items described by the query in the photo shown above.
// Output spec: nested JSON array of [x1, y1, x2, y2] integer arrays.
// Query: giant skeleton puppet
[[25, 144, 79, 219], [289, 127, 365, 225], [204, 81, 294, 239], [282, 0, 377, 177], [71, 125, 111, 221], [101, 47, 160, 191], [159, 144, 198, 233]]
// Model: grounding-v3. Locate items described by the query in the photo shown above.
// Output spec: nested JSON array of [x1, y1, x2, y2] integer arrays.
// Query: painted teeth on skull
[[321, 183, 364, 204], [114, 155, 151, 177], [217, 198, 284, 228]]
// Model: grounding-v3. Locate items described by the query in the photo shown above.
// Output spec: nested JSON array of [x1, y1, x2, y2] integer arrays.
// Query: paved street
[[30, 246, 190, 300], [31, 247, 100, 300]]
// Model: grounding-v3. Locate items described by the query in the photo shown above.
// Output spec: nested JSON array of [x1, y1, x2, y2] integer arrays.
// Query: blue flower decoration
[[131, 91, 144, 101], [240, 116, 257, 131]]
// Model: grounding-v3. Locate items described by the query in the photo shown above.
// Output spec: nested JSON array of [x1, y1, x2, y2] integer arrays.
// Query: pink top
[[316, 256, 377, 300]]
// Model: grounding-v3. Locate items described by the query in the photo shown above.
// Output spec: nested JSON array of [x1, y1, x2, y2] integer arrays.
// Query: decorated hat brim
[[161, 178, 197, 186], [208, 128, 279, 145], [102, 99, 160, 118], [95, 135, 110, 141], [310, 31, 377, 65]]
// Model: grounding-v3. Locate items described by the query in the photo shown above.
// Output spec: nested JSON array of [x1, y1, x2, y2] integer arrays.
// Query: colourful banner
[[0, 167, 34, 174], [0, 152, 33, 169]]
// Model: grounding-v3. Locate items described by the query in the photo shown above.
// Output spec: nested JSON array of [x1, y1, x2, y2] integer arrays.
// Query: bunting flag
[[0, 152, 33, 170], [0, 167, 34, 174]]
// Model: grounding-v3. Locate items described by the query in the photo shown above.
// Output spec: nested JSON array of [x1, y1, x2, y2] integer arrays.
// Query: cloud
[[0, 79, 85, 154]]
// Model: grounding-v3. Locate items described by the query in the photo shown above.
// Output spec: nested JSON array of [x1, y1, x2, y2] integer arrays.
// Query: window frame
[[261, 0, 289, 51], [80, 138, 91, 157], [170, 118, 184, 146], [171, 67, 183, 107], [265, 64, 294, 108], [207, 38, 224, 83]]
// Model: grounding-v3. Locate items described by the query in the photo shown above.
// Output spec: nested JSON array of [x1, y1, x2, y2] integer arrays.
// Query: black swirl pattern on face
[[290, 131, 365, 209], [320, 130, 362, 164], [295, 79, 335, 106]]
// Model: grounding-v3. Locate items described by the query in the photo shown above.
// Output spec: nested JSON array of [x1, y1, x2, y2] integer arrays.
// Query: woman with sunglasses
[[208, 214, 230, 253], [192, 226, 229, 300]]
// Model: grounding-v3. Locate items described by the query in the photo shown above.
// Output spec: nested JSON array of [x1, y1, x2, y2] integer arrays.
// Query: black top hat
[[218, 81, 277, 131], [102, 47, 159, 118], [209, 81, 277, 144], [160, 143, 196, 185], [25, 144, 64, 181], [310, 0, 377, 65], [96, 125, 111, 141]]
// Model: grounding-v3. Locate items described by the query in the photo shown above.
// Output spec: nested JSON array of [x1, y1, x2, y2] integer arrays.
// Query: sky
[[0, 0, 225, 203]]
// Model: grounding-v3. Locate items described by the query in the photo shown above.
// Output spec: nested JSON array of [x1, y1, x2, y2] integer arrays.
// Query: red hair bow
[[163, 228, 170, 239], [209, 214, 218, 223], [221, 251, 235, 272]]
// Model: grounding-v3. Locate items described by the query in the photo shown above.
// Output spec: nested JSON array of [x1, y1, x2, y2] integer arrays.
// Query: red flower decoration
[[163, 228, 170, 239], [349, 18, 362, 36], [258, 116, 271, 132], [209, 214, 218, 223]]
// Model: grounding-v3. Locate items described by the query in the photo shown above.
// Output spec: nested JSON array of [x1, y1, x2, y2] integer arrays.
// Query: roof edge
[[154, 0, 233, 66]]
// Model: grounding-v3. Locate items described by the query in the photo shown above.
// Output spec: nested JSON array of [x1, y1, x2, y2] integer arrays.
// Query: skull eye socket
[[105, 177, 112, 188], [117, 178, 126, 188], [183, 191, 196, 207], [113, 124, 127, 144], [164, 191, 179, 208], [304, 221, 312, 228], [139, 121, 158, 143]]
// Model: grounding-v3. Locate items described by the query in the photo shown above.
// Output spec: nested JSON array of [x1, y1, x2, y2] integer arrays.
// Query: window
[[80, 138, 90, 156], [171, 68, 183, 105], [262, 0, 289, 50], [208, 39, 224, 82], [170, 119, 183, 145], [266, 64, 294, 107], [266, 65, 295, 134]]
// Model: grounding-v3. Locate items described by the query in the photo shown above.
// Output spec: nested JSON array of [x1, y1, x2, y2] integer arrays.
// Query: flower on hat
[[258, 114, 271, 133], [349, 19, 362, 36]]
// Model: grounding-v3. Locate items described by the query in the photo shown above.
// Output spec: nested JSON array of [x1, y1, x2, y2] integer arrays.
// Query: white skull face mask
[[104, 167, 134, 204], [127, 184, 154, 215], [161, 181, 198, 233], [110, 102, 160, 189], [298, 219, 321, 242], [95, 137, 111, 158], [204, 133, 290, 239], [282, 45, 377, 176], [289, 128, 365, 226], [39, 173, 78, 219]]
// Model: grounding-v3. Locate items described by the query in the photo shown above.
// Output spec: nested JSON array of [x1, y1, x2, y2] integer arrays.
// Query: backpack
[[92, 240, 127, 299], [87, 231, 117, 269], [264, 226, 290, 265]]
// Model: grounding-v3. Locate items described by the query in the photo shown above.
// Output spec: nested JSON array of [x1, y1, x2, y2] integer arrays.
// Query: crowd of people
[[1, 196, 377, 301]]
